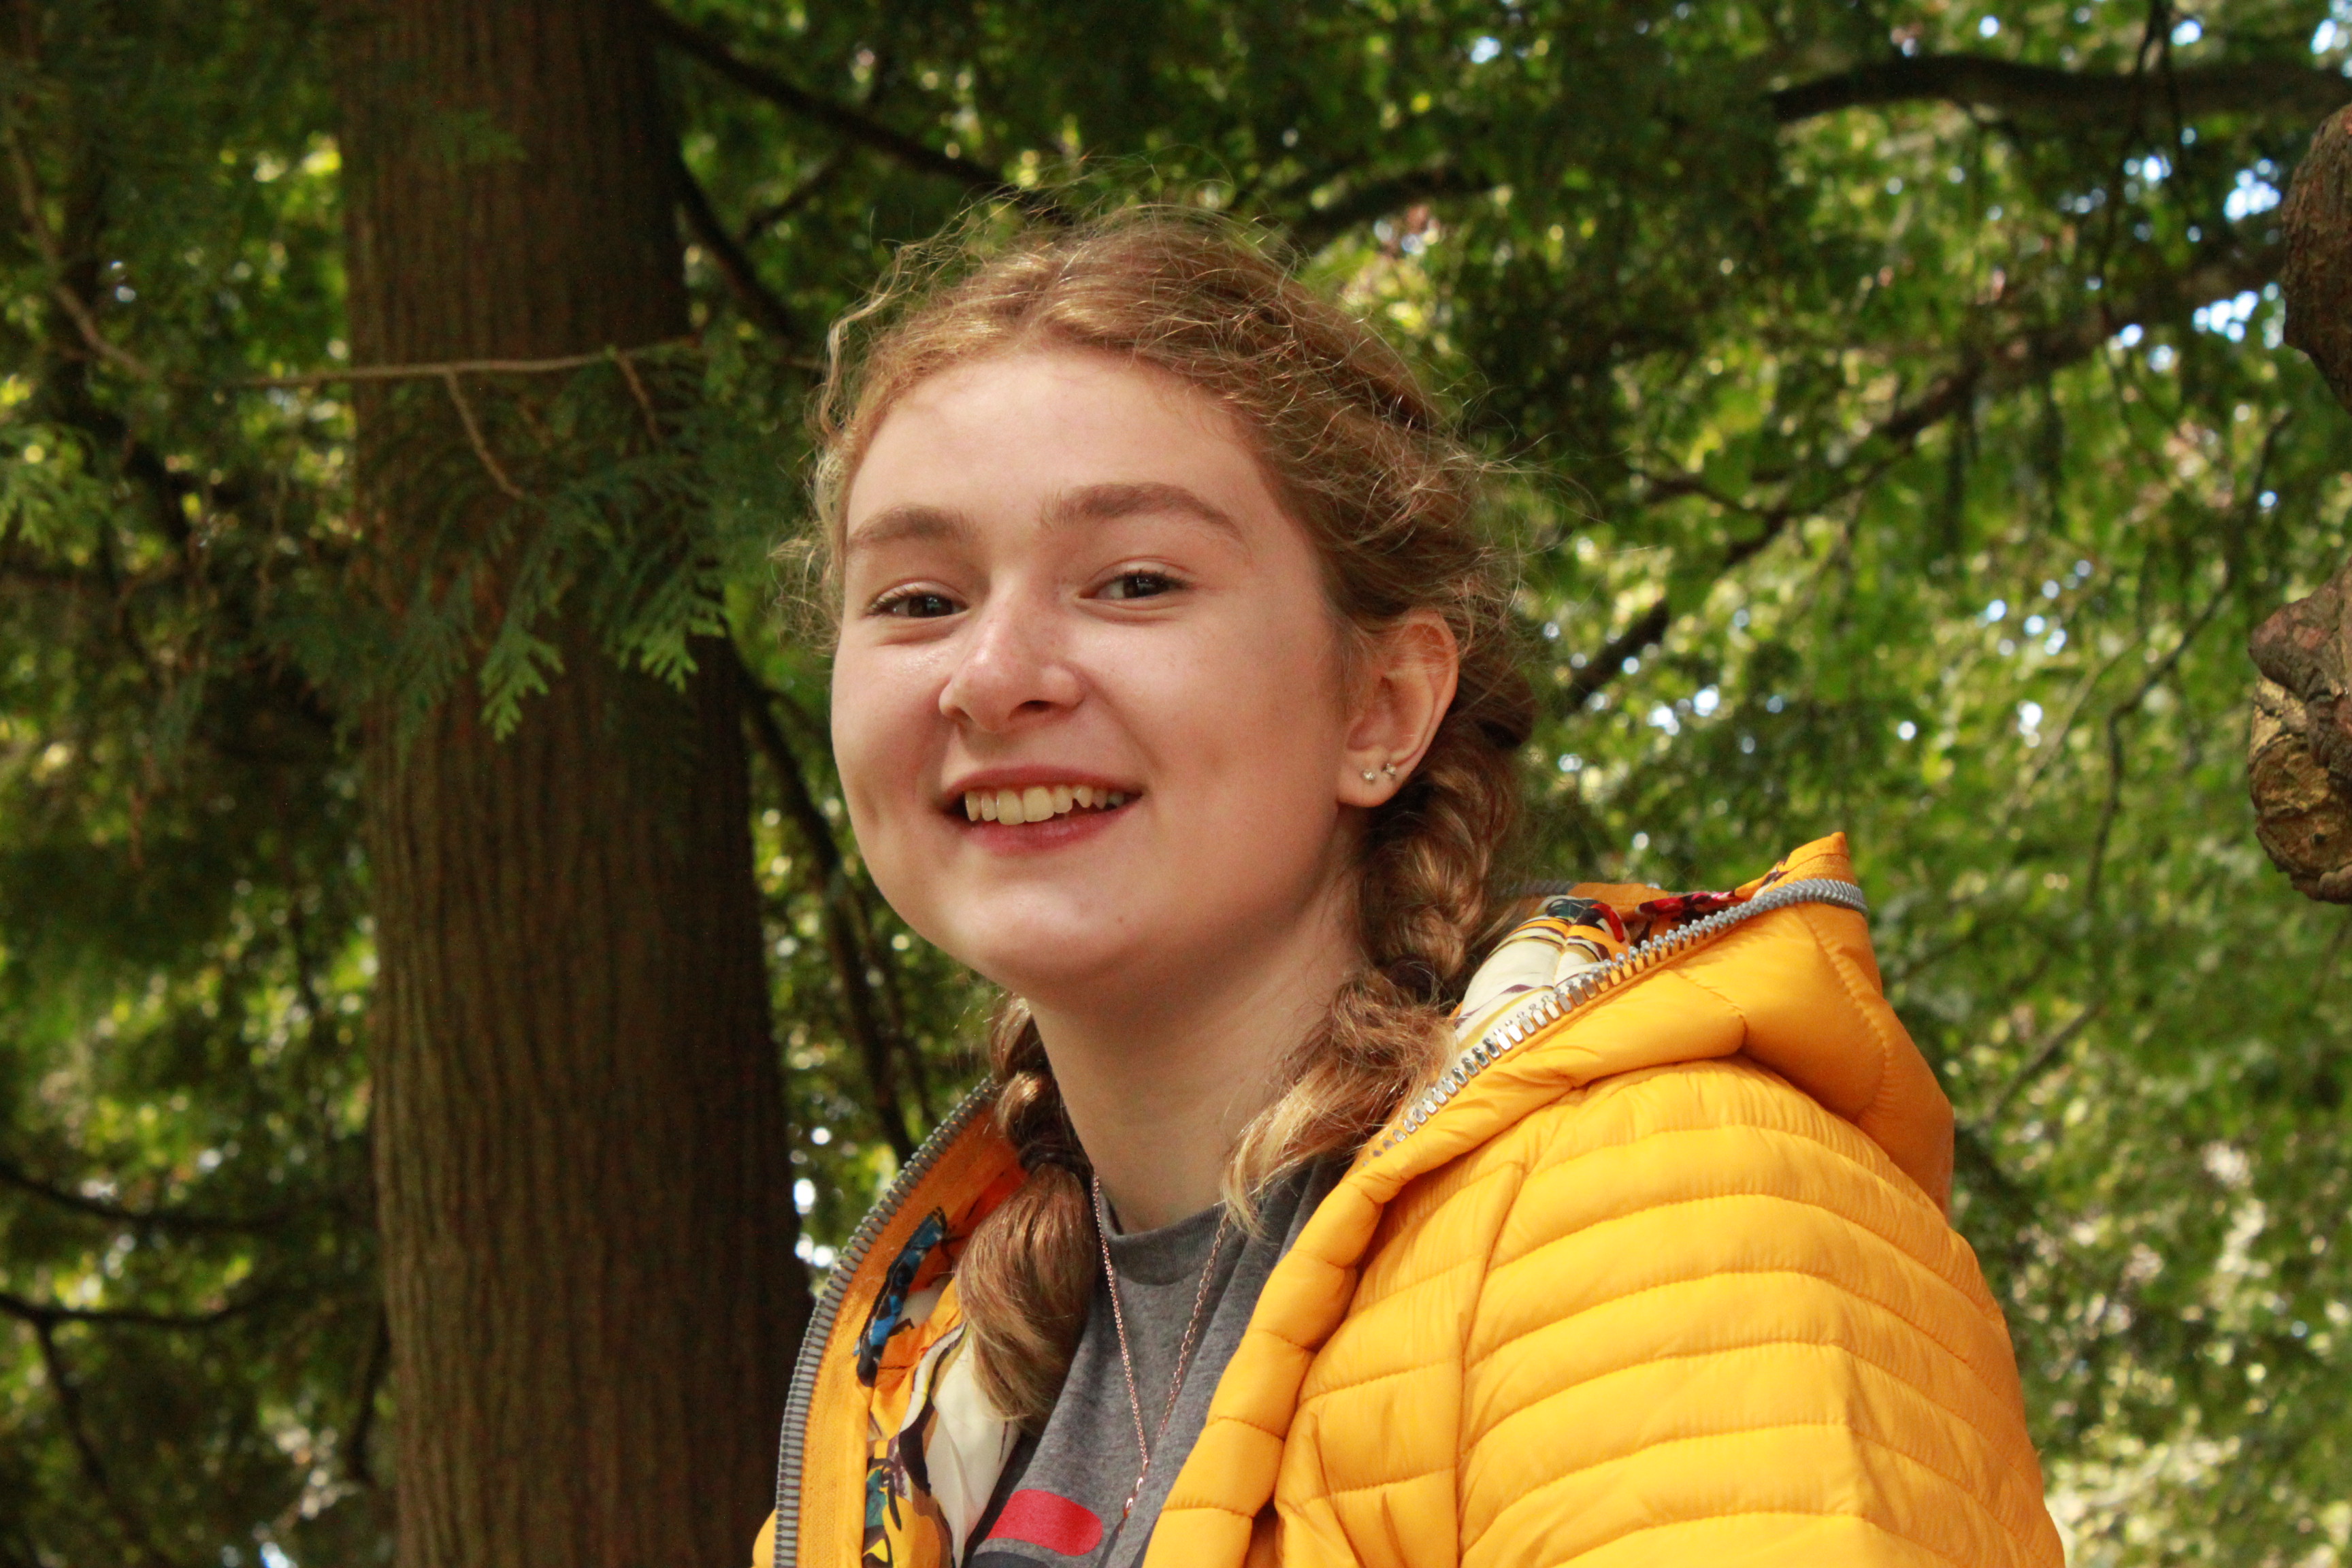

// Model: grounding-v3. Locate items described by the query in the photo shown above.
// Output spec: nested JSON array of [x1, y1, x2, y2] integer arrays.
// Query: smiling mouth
[[959, 784, 1133, 825]]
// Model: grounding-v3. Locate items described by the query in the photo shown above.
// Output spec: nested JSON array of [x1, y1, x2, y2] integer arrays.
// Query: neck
[[1030, 885, 1358, 1232]]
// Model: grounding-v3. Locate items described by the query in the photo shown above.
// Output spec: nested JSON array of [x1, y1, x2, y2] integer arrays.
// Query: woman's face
[[830, 349, 1373, 1007]]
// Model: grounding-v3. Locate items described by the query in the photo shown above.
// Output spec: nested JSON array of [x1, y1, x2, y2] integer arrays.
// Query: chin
[[951, 921, 1133, 1002]]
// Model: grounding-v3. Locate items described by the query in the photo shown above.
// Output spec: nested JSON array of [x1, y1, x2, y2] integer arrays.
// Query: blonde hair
[[814, 206, 1534, 1428]]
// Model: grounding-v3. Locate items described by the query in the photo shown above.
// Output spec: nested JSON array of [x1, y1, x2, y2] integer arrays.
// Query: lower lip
[[956, 801, 1132, 852]]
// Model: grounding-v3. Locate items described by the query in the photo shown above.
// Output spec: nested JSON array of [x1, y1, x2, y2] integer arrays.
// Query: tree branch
[[725, 644, 920, 1159], [227, 342, 689, 390], [1983, 1002, 2106, 1126], [1560, 600, 1674, 709], [1881, 244, 2278, 445], [1558, 504, 1797, 707], [0, 1153, 313, 1235], [344, 1306, 391, 1488], [24, 1319, 176, 1568], [672, 150, 802, 346], [1771, 51, 2352, 127], [2, 123, 156, 380], [0, 1286, 270, 1329], [2086, 570, 2238, 913], [1566, 246, 2278, 704], [738, 148, 849, 244], [1286, 163, 1492, 250], [646, 5, 1027, 208], [0, 543, 111, 591], [1276, 55, 2343, 245]]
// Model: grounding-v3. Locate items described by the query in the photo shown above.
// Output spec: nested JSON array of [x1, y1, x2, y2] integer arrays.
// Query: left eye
[[1098, 570, 1182, 602]]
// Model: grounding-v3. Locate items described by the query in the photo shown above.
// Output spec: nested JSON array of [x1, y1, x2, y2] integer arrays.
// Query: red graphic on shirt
[[987, 1490, 1105, 1557]]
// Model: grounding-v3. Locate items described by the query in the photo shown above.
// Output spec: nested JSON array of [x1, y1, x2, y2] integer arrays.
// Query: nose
[[938, 588, 1083, 732]]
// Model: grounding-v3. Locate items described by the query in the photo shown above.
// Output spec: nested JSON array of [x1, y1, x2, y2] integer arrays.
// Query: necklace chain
[[1092, 1173, 1229, 1524]]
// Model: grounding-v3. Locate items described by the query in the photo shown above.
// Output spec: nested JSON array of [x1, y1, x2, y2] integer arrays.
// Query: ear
[[1337, 610, 1460, 808]]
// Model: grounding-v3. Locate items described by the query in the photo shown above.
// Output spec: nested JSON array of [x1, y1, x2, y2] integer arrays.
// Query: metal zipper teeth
[[772, 1081, 996, 1568], [1373, 877, 1869, 1156]]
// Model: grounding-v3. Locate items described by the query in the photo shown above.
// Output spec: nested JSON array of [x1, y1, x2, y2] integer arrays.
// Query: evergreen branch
[[31, 375, 200, 546], [646, 5, 1028, 208], [673, 150, 802, 346], [1771, 50, 2352, 127], [0, 1154, 314, 1234]]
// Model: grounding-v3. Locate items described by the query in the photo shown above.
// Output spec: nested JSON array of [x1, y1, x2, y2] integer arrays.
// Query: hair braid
[[955, 1000, 1098, 1426]]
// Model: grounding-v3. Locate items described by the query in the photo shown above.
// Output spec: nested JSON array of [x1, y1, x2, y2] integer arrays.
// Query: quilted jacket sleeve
[[1456, 1056, 2063, 1568]]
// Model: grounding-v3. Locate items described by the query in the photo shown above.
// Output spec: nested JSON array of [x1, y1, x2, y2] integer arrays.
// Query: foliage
[[4, 0, 2352, 1563]]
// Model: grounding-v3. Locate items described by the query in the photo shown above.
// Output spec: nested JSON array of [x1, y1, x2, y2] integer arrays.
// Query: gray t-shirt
[[965, 1160, 1339, 1568]]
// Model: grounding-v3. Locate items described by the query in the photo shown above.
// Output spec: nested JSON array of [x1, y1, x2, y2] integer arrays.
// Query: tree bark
[[333, 5, 804, 1567], [2251, 563, 2352, 902], [2253, 108, 2352, 904]]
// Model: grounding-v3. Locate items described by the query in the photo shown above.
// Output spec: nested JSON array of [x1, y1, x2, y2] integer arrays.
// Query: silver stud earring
[[1360, 768, 1378, 782], [1382, 762, 1399, 779]]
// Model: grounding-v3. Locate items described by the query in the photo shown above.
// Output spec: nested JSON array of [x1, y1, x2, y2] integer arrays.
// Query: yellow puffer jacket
[[756, 835, 2064, 1568]]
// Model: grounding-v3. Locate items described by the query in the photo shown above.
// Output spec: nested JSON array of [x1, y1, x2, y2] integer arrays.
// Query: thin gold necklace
[[1092, 1172, 1230, 1523]]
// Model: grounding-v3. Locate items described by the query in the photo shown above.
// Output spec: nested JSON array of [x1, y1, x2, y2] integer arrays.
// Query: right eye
[[870, 588, 962, 619]]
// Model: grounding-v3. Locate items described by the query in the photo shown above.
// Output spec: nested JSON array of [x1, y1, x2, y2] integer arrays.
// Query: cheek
[[1145, 609, 1348, 796], [829, 646, 928, 830]]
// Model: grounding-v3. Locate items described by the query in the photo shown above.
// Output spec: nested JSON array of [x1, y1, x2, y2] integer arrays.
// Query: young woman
[[754, 210, 2064, 1568]]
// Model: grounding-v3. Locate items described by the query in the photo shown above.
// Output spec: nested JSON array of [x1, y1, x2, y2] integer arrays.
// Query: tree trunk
[[333, 5, 804, 1567]]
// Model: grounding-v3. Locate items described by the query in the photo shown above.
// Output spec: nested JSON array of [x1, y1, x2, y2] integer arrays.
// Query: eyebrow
[[843, 482, 1249, 558], [1043, 481, 1247, 547], [843, 503, 967, 558]]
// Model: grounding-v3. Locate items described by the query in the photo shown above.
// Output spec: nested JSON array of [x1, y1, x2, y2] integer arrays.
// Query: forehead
[[843, 348, 1277, 533]]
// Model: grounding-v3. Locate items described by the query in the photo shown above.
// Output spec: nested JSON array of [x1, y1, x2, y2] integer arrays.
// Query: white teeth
[[961, 785, 1131, 822]]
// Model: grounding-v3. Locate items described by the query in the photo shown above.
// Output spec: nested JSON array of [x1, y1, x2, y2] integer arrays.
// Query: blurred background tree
[[1, 0, 2349, 1564]]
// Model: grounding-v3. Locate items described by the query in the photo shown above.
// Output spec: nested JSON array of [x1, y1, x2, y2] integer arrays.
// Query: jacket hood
[[1369, 830, 1951, 1211]]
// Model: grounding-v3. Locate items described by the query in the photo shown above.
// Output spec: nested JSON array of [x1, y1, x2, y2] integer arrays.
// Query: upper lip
[[940, 766, 1141, 810]]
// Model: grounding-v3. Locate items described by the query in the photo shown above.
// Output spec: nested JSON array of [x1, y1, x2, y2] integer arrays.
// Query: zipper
[[772, 1081, 996, 1568], [1373, 877, 1869, 1156]]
